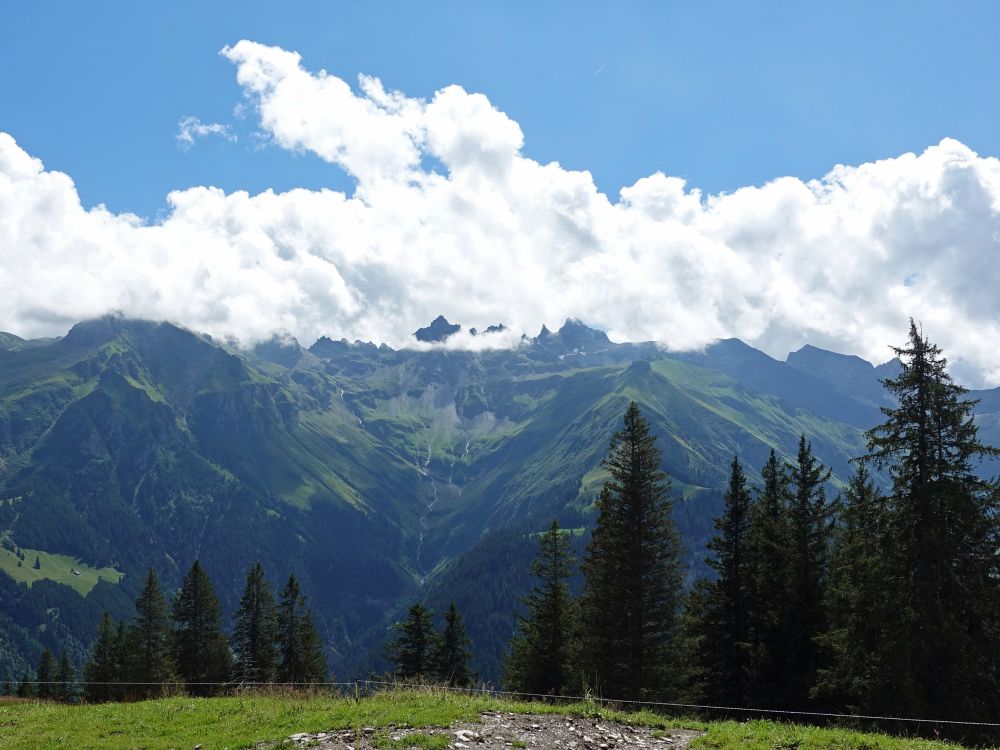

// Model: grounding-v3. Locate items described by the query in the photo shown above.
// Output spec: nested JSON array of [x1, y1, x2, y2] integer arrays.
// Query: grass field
[[0, 546, 123, 596], [0, 689, 973, 750]]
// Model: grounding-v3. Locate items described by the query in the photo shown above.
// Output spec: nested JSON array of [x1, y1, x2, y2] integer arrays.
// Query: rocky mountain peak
[[414, 315, 461, 343]]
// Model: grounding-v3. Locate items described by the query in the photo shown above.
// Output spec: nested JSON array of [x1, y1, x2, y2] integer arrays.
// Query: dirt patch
[[282, 711, 704, 749]]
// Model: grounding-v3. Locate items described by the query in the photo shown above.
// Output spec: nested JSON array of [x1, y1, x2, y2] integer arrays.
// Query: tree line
[[5, 561, 327, 701], [503, 322, 1000, 734]]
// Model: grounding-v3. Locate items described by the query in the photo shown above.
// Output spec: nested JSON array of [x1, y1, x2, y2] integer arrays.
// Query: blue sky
[[4, 1, 1000, 384], [4, 1, 1000, 218]]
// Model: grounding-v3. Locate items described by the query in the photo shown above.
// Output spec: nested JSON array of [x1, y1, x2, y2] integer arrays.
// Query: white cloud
[[176, 116, 236, 149], [3, 40, 1000, 385]]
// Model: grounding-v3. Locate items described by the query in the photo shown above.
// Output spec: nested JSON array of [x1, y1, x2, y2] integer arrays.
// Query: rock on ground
[[278, 711, 704, 749]]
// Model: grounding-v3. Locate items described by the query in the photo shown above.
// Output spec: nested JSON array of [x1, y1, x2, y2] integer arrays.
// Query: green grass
[[0, 689, 975, 750], [0, 547, 123, 596]]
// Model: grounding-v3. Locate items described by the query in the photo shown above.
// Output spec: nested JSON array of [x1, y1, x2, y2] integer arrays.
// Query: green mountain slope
[[1, 315, 996, 683]]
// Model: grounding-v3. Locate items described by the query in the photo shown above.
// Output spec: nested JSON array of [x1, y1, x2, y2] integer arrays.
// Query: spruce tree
[[744, 449, 793, 707], [84, 611, 121, 703], [126, 568, 176, 699], [504, 519, 576, 695], [579, 401, 684, 699], [232, 562, 278, 685], [683, 456, 753, 704], [56, 651, 76, 702], [172, 560, 233, 696], [784, 436, 834, 705], [385, 603, 439, 680], [35, 648, 57, 699], [434, 602, 474, 686], [16, 670, 32, 698], [276, 575, 327, 685], [851, 321, 1000, 720], [814, 464, 891, 709]]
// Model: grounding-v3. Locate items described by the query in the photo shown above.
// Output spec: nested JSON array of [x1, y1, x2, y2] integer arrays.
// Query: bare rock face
[[280, 712, 703, 749]]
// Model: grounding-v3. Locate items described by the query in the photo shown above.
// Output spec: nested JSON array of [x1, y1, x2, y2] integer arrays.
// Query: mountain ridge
[[1, 315, 998, 682]]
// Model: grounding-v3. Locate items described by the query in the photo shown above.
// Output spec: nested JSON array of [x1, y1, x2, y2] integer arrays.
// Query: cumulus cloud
[[2, 40, 1000, 384], [176, 116, 237, 149]]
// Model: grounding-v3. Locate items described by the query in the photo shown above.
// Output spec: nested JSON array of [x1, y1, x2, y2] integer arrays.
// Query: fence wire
[[13, 677, 1000, 729]]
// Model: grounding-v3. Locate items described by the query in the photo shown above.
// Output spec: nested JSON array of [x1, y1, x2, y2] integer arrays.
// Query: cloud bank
[[2, 40, 1000, 383]]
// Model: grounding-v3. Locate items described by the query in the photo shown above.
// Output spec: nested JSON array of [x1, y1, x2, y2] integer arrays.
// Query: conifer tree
[[843, 321, 1000, 720], [56, 651, 76, 702], [434, 602, 474, 686], [814, 464, 891, 709], [385, 603, 439, 680], [172, 560, 233, 696], [744, 449, 793, 706], [504, 520, 576, 695], [682, 456, 753, 704], [126, 568, 176, 699], [35, 648, 57, 699], [784, 436, 834, 704], [232, 562, 278, 685], [579, 401, 684, 699], [276, 575, 327, 685], [16, 670, 32, 698], [84, 611, 121, 703]]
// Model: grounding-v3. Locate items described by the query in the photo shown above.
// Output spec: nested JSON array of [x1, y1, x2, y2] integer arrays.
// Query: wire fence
[[11, 677, 1000, 730]]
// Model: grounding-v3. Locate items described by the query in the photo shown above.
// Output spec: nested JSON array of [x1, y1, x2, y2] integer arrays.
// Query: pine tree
[[744, 449, 793, 707], [579, 401, 684, 699], [504, 520, 576, 695], [784, 436, 834, 704], [276, 575, 327, 685], [56, 651, 76, 702], [16, 670, 32, 698], [126, 568, 176, 699], [814, 464, 891, 709], [84, 611, 121, 703], [35, 648, 57, 699], [683, 456, 753, 704], [172, 560, 233, 696], [434, 602, 474, 686], [850, 321, 1000, 720], [385, 603, 439, 680], [232, 562, 278, 685]]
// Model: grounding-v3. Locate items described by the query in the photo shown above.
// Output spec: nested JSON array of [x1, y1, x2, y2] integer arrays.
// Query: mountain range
[[1, 314, 998, 682]]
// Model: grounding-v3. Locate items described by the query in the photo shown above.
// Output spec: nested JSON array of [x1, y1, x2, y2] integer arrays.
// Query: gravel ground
[[282, 710, 704, 749]]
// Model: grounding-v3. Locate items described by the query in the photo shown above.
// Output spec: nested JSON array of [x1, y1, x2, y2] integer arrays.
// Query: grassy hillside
[[0, 546, 122, 595], [0, 690, 972, 750]]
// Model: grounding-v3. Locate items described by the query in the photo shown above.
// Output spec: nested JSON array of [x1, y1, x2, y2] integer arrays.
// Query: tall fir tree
[[681, 456, 753, 704], [232, 562, 279, 685], [126, 568, 176, 699], [433, 602, 475, 686], [35, 648, 57, 699], [814, 463, 891, 709], [16, 670, 32, 698], [84, 611, 121, 703], [783, 436, 834, 705], [744, 449, 793, 707], [504, 519, 577, 695], [579, 401, 684, 699], [172, 560, 233, 696], [385, 603, 439, 680], [276, 575, 327, 685], [56, 651, 76, 702], [844, 321, 1000, 720]]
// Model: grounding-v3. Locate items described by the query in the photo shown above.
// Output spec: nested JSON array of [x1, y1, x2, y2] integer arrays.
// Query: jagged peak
[[414, 315, 461, 343]]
